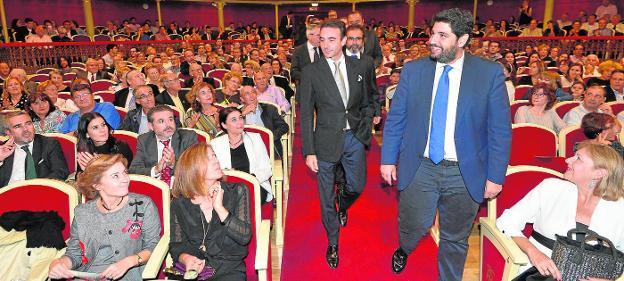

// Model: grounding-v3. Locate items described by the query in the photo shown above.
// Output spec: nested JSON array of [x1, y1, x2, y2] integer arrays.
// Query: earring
[[588, 179, 597, 189]]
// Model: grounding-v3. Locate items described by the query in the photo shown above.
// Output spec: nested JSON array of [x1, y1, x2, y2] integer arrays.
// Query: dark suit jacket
[[279, 16, 294, 39], [605, 86, 619, 102], [156, 90, 192, 111], [272, 76, 294, 101], [258, 103, 289, 158], [300, 56, 376, 162], [380, 55, 512, 203], [180, 60, 201, 76], [14, 26, 33, 42], [183, 77, 216, 89], [290, 43, 314, 84], [113, 85, 160, 108], [77, 70, 112, 81], [129, 129, 198, 176], [0, 134, 70, 187], [351, 54, 381, 117], [363, 29, 383, 68], [119, 107, 182, 133]]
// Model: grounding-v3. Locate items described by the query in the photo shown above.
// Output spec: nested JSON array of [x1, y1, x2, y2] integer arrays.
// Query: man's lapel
[[345, 56, 358, 108]]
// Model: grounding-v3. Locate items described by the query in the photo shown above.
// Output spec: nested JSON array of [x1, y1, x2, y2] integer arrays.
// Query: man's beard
[[347, 44, 362, 54], [429, 43, 457, 64]]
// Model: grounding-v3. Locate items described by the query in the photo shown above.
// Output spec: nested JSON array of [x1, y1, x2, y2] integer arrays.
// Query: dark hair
[[390, 68, 402, 76], [432, 8, 473, 47], [346, 24, 365, 38], [26, 93, 57, 121], [581, 112, 614, 139], [24, 18, 34, 23], [320, 19, 346, 39], [70, 82, 92, 96], [612, 69, 624, 77], [106, 44, 117, 52], [147, 104, 175, 123], [57, 56, 72, 69], [76, 112, 116, 154], [218, 106, 242, 133], [528, 83, 557, 110]]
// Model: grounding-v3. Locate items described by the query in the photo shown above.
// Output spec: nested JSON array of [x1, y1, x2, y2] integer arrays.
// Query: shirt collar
[[325, 53, 346, 67], [345, 49, 360, 58], [435, 51, 465, 72]]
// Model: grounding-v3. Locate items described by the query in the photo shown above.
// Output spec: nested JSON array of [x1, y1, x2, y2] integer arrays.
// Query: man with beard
[[0, 111, 69, 186], [129, 105, 197, 186], [380, 8, 511, 280]]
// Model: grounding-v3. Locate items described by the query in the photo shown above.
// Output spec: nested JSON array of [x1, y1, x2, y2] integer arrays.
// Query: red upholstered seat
[[509, 124, 557, 166], [509, 100, 530, 121], [44, 133, 77, 174], [0, 179, 79, 240], [513, 85, 532, 100], [375, 74, 390, 88], [93, 90, 115, 103], [29, 74, 49, 83], [91, 80, 114, 92], [207, 69, 229, 81], [115, 106, 128, 120], [553, 101, 581, 119], [112, 130, 138, 156], [558, 126, 586, 158], [607, 101, 624, 116]]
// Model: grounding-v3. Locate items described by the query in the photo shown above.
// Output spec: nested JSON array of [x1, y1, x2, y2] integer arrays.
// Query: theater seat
[[44, 133, 77, 175], [606, 101, 624, 116], [509, 124, 557, 166], [558, 125, 585, 158], [479, 166, 563, 281], [509, 100, 530, 121], [111, 130, 138, 156], [179, 127, 211, 142], [553, 101, 581, 119]]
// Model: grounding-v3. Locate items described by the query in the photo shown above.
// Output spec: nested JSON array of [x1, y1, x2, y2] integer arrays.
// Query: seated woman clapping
[[497, 142, 624, 280], [210, 107, 273, 203], [48, 154, 161, 280], [76, 112, 134, 173], [169, 142, 252, 280]]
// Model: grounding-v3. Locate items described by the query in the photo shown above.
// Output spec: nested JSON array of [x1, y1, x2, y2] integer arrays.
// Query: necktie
[[21, 145, 37, 180], [90, 73, 95, 82], [429, 65, 453, 164], [160, 139, 172, 186], [128, 89, 137, 110], [333, 60, 348, 108], [350, 55, 358, 59], [313, 47, 320, 62]]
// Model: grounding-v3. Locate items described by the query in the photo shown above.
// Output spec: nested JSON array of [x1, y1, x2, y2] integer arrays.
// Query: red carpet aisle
[[280, 128, 439, 280]]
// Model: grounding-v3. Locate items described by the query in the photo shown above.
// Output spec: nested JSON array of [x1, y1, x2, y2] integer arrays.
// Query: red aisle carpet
[[280, 127, 439, 280]]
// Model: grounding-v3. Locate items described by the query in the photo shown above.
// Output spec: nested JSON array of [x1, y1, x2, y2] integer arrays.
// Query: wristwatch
[[136, 254, 143, 266]]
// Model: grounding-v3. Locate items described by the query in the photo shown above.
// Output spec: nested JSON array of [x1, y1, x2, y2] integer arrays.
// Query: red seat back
[[509, 101, 530, 121], [561, 126, 586, 158], [91, 80, 114, 92], [514, 86, 532, 100], [112, 131, 138, 156], [554, 101, 581, 119], [128, 175, 168, 236], [45, 133, 77, 174], [29, 74, 49, 83], [207, 69, 229, 81], [510, 125, 557, 166]]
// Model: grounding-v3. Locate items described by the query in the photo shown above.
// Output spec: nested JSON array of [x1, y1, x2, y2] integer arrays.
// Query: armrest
[[27, 247, 62, 281], [142, 234, 170, 279], [617, 274, 624, 281], [255, 220, 271, 271], [479, 217, 529, 266]]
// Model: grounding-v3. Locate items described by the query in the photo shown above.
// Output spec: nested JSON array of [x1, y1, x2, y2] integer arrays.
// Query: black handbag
[[551, 228, 624, 280]]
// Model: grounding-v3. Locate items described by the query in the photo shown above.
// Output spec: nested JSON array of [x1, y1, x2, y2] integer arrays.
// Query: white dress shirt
[[8, 142, 34, 184], [424, 52, 465, 161], [307, 42, 319, 63]]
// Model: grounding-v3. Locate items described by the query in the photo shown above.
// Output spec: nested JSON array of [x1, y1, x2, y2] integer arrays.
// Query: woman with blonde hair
[[48, 154, 161, 280], [586, 60, 623, 88], [37, 80, 79, 112], [184, 81, 221, 137], [48, 69, 70, 92], [214, 72, 242, 107], [497, 141, 624, 280], [1, 77, 28, 110], [169, 142, 251, 280]]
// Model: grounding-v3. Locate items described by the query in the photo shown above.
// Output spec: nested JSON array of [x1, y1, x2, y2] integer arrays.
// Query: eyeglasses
[[532, 93, 546, 97], [347, 36, 363, 41], [137, 93, 154, 100]]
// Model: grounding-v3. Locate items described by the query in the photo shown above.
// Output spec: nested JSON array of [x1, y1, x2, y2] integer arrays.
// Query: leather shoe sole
[[392, 248, 408, 274]]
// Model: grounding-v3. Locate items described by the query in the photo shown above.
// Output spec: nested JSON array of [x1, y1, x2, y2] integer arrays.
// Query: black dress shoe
[[338, 208, 347, 227], [326, 244, 339, 269], [392, 248, 408, 274]]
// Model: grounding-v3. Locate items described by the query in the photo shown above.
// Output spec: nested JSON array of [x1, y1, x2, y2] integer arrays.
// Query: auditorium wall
[[5, 0, 608, 29]]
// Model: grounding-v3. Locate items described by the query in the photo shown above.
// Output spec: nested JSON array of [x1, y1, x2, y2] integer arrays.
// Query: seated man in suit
[[0, 111, 69, 186], [180, 50, 201, 77], [61, 83, 120, 133], [564, 85, 608, 126], [119, 85, 182, 134], [260, 62, 294, 101], [157, 72, 191, 116], [129, 105, 197, 185], [239, 85, 289, 159], [77, 58, 111, 82], [114, 69, 159, 110], [605, 70, 624, 102], [183, 62, 216, 89]]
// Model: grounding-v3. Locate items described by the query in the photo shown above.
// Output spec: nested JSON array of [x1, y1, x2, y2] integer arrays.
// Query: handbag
[[551, 228, 624, 280], [163, 262, 216, 280]]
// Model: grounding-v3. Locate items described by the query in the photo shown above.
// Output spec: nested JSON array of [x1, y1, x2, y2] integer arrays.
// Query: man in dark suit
[[157, 73, 191, 114], [129, 105, 197, 185], [119, 85, 181, 134], [605, 70, 624, 102], [239, 85, 289, 159], [183, 63, 216, 89], [114, 69, 159, 110], [0, 111, 69, 187], [180, 50, 201, 77], [347, 11, 382, 68], [290, 23, 321, 84], [14, 18, 35, 42], [381, 9, 511, 280], [279, 11, 295, 39], [300, 20, 377, 269], [76, 58, 112, 82]]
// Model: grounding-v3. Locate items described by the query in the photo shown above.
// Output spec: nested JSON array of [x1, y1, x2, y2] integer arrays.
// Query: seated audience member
[[271, 58, 290, 81], [114, 69, 159, 110], [260, 62, 294, 101], [129, 105, 197, 185], [48, 154, 161, 280], [517, 61, 544, 86], [9, 68, 37, 95], [519, 19, 543, 37], [560, 63, 584, 89], [144, 63, 165, 93], [76, 112, 134, 173], [586, 61, 622, 89], [564, 85, 607, 126], [180, 50, 200, 77], [48, 70, 70, 92], [569, 81, 586, 101], [567, 20, 589, 37], [583, 55, 601, 78], [184, 62, 216, 88], [243, 60, 260, 85], [157, 73, 191, 115], [496, 141, 624, 280], [211, 107, 273, 203], [38, 80, 78, 112], [214, 72, 242, 107], [25, 25, 52, 43], [239, 85, 289, 158], [0, 62, 10, 86], [1, 77, 28, 110], [120, 85, 181, 134], [207, 53, 228, 70], [26, 93, 66, 134], [77, 58, 112, 82], [170, 142, 251, 280], [57, 56, 74, 74], [61, 84, 120, 133], [577, 112, 624, 157], [0, 111, 69, 186], [515, 83, 567, 132], [605, 69, 624, 102], [184, 82, 221, 138], [254, 71, 291, 113]]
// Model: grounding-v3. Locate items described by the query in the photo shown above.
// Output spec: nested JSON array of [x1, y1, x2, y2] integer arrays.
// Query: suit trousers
[[316, 131, 366, 245], [398, 158, 479, 281]]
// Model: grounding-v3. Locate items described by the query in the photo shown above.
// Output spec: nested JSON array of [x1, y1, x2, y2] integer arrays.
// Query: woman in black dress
[[76, 112, 133, 173]]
